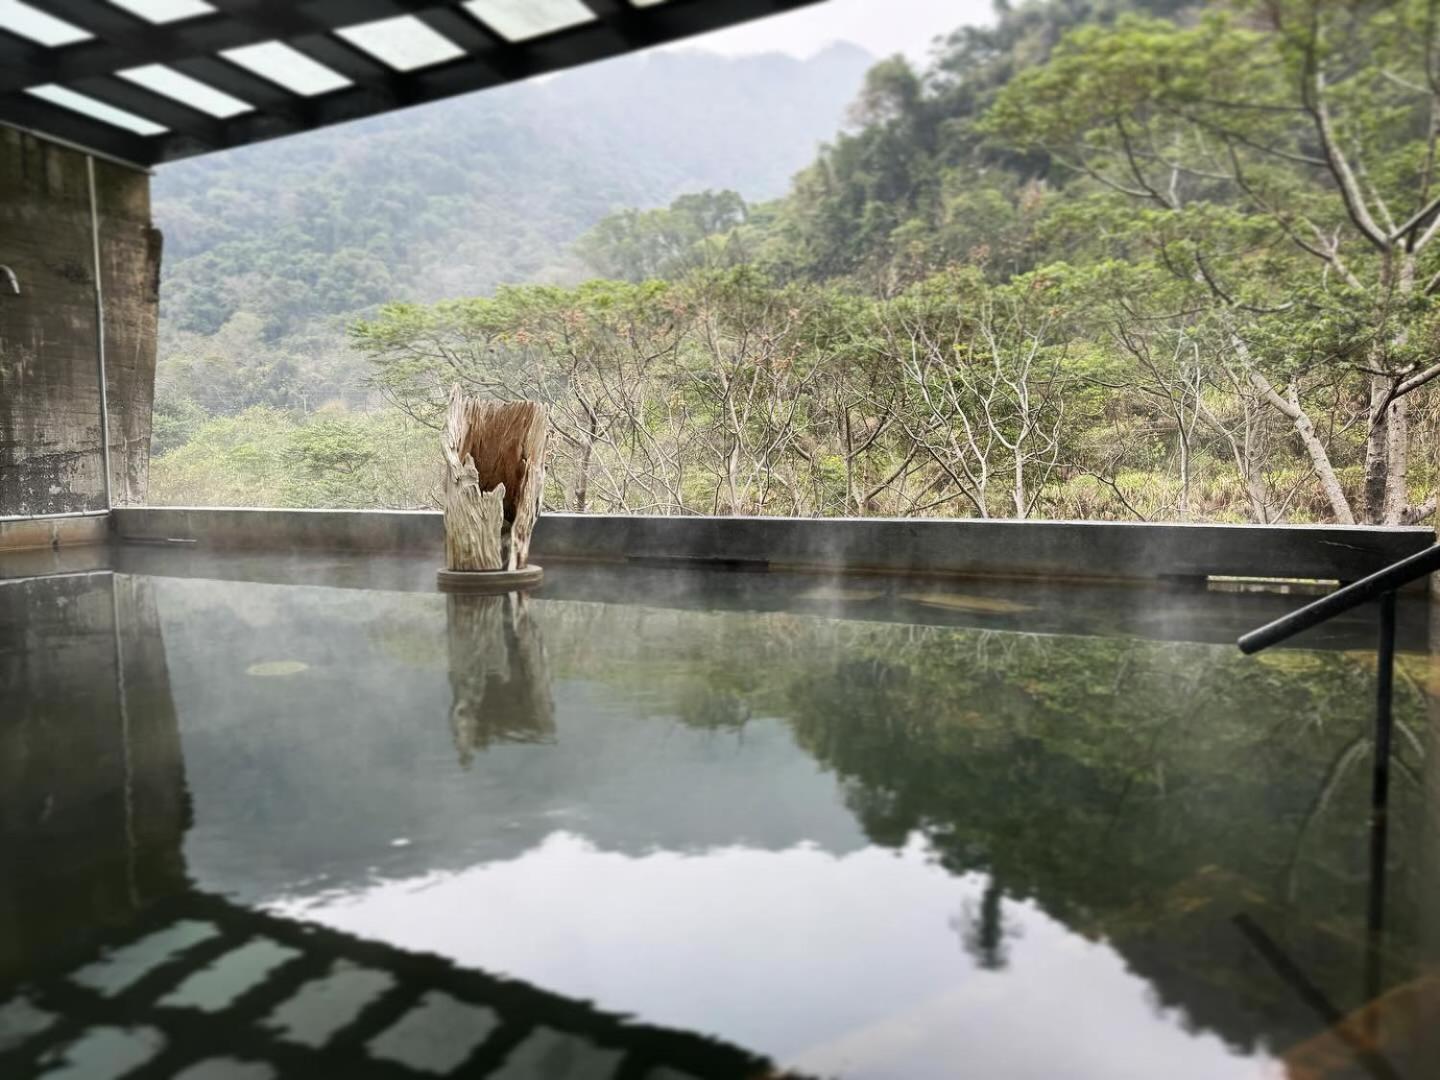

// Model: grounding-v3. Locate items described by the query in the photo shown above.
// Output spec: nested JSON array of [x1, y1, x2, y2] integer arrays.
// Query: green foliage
[[149, 0, 1440, 525], [576, 190, 750, 281], [149, 407, 438, 510], [350, 266, 1124, 518], [153, 47, 875, 339]]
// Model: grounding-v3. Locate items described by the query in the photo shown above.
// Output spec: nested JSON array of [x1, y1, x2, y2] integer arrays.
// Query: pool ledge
[[0, 511, 109, 553], [106, 507, 1437, 587]]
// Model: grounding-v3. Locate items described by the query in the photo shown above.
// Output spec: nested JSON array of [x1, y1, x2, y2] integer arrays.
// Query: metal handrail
[[1236, 542, 1437, 1026], [1238, 542, 1440, 654]]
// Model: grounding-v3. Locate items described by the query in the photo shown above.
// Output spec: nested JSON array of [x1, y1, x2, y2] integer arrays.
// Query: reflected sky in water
[[275, 832, 1263, 1079]]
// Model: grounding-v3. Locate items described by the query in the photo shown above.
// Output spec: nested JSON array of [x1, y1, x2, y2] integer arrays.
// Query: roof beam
[[0, 91, 152, 165], [0, 26, 56, 88], [578, 0, 670, 49], [3, 1, 258, 93], [0, 0, 829, 165], [68, 72, 227, 146], [205, 0, 412, 90]]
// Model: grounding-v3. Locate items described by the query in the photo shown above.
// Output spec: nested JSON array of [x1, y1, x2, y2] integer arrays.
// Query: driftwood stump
[[441, 386, 548, 575], [446, 592, 554, 767]]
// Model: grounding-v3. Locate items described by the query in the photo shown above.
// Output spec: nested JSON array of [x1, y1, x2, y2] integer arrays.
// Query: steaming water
[[2, 556, 1436, 1078]]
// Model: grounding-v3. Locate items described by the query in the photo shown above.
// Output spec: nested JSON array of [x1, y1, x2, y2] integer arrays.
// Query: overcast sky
[[667, 0, 997, 63]]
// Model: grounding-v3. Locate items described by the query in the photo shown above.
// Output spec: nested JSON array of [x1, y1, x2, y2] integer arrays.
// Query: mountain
[[151, 42, 875, 340]]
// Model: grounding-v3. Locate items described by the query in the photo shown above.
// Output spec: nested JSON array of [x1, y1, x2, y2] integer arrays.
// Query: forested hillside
[[155, 42, 874, 340], [151, 0, 1440, 528], [146, 41, 873, 465]]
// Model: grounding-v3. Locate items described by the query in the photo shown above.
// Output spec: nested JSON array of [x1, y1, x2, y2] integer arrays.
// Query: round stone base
[[436, 564, 543, 593]]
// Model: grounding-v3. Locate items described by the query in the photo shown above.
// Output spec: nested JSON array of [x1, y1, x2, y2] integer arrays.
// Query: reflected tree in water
[[531, 601, 1433, 1053], [952, 879, 1014, 972], [446, 593, 554, 767], [772, 627, 1430, 1053]]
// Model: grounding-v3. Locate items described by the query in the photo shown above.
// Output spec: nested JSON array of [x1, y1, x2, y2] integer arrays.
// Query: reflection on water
[[272, 833, 1260, 1079], [2, 565, 1438, 1078], [446, 593, 555, 768]]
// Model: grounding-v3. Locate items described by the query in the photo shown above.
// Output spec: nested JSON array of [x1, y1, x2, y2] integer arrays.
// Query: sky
[[666, 0, 997, 63]]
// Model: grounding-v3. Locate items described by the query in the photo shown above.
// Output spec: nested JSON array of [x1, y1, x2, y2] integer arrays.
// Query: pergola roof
[[0, 0, 825, 168]]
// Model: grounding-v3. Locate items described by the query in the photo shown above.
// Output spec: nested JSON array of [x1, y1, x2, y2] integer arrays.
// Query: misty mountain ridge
[[153, 42, 875, 340]]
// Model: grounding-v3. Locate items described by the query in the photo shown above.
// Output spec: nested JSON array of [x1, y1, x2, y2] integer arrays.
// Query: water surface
[[2, 556, 1436, 1078]]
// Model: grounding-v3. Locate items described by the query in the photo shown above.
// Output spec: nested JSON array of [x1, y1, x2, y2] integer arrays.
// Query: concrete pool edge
[[106, 507, 1436, 586], [0, 511, 109, 553]]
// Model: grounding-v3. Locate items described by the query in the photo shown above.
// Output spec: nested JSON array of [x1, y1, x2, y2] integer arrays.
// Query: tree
[[150, 0, 1440, 526], [355, 282, 695, 513], [986, 4, 1440, 524], [886, 271, 1076, 518], [576, 191, 750, 281]]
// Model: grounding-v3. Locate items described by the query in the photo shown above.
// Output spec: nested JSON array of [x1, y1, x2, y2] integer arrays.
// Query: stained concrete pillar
[[0, 128, 160, 515]]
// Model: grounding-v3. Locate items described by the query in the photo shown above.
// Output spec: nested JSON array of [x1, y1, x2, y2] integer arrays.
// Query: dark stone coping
[[109, 507, 1436, 585]]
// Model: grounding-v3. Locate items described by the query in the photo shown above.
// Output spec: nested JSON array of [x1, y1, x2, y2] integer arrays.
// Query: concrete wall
[[0, 510, 108, 553], [0, 128, 160, 515], [112, 506, 1435, 584]]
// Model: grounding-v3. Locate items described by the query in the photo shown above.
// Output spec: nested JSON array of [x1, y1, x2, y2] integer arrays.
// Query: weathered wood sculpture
[[438, 385, 548, 591], [446, 592, 554, 767]]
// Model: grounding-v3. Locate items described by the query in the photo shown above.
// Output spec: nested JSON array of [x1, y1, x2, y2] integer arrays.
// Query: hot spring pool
[[2, 549, 1437, 1078]]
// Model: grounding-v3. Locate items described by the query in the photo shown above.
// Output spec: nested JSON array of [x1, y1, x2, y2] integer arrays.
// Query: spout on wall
[[0, 265, 19, 295]]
